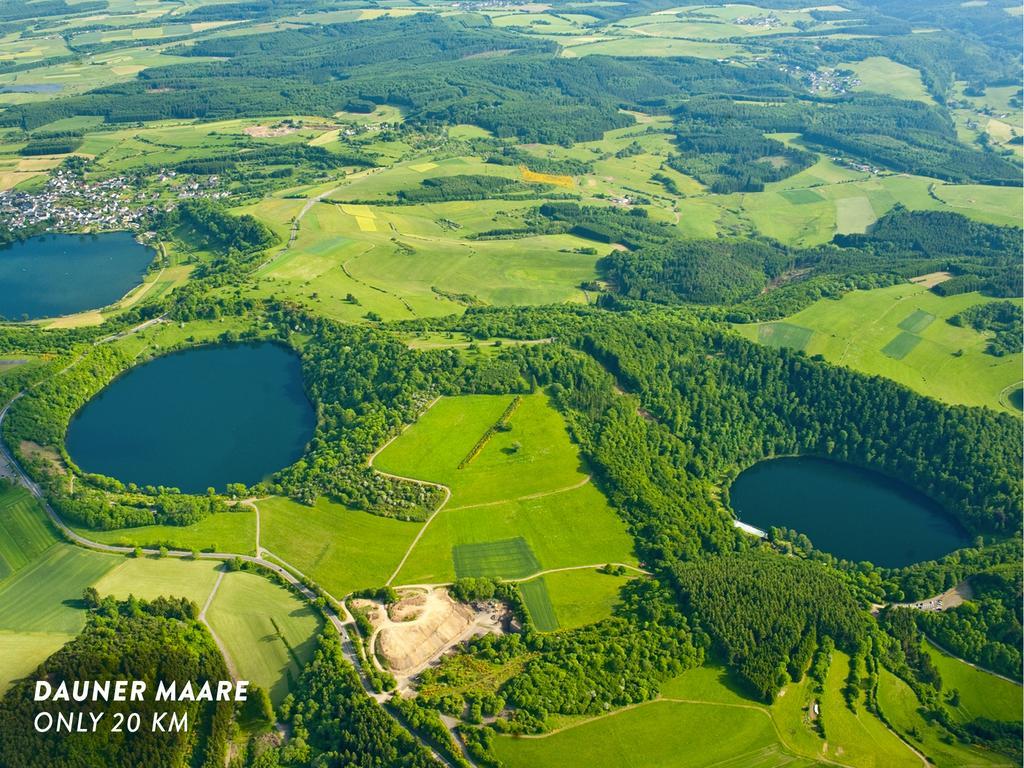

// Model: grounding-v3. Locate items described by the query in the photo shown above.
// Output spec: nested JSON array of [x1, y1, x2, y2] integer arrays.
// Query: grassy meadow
[[924, 640, 1023, 724], [735, 284, 1023, 412], [206, 570, 322, 705], [520, 568, 633, 632], [498, 646, 1009, 768], [243, 195, 597, 323], [0, 545, 119, 690], [876, 667, 1014, 767], [258, 495, 422, 597], [377, 394, 636, 585], [93, 556, 223, 605], [492, 699, 817, 768], [74, 508, 258, 555]]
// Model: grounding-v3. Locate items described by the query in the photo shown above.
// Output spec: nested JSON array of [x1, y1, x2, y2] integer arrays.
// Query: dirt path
[[446, 474, 592, 512], [198, 568, 239, 679], [364, 398, 455, 587], [252, 183, 342, 273], [393, 562, 651, 592]]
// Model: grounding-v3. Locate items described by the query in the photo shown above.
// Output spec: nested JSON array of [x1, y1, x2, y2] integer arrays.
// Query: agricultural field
[[74, 508, 258, 555], [205, 570, 322, 705], [377, 394, 637, 585], [492, 699, 818, 768], [375, 394, 588, 507], [258, 495, 422, 597], [0, 545, 118, 691], [520, 568, 634, 632], [92, 556, 223, 605], [243, 197, 598, 323], [0, 484, 57, 580], [818, 651, 920, 768], [663, 650, 1013, 768], [735, 284, 1023, 412]]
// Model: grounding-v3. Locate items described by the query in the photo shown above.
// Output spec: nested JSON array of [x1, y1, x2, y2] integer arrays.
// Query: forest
[[0, 596, 233, 768]]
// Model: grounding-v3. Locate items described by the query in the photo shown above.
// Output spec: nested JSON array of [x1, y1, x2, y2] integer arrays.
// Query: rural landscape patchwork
[[0, 0, 1021, 766]]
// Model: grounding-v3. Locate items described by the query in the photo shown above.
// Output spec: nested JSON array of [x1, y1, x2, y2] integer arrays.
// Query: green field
[[454, 538, 542, 580], [0, 545, 119, 692], [492, 699, 820, 768], [0, 485, 57, 580], [395, 479, 636, 585], [924, 640, 1023, 723], [375, 394, 590, 507], [842, 57, 935, 103], [736, 284, 1023, 412], [819, 651, 920, 768], [259, 495, 422, 597], [93, 556, 223, 605], [755, 322, 815, 352], [519, 577, 559, 632], [539, 568, 633, 631], [243, 194, 597, 323], [378, 394, 636, 584], [206, 570, 322, 705], [880, 331, 923, 360], [876, 667, 1014, 767], [0, 545, 118, 634], [74, 509, 257, 555]]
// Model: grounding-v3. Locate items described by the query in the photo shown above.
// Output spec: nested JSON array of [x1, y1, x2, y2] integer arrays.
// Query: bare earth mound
[[361, 588, 506, 686]]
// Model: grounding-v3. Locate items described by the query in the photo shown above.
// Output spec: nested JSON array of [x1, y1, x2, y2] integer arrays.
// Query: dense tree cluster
[[0, 596, 233, 768], [396, 174, 535, 203], [948, 301, 1023, 357], [918, 564, 1023, 680], [252, 631, 440, 768], [581, 317, 1021, 535], [673, 552, 868, 701], [669, 126, 815, 193]]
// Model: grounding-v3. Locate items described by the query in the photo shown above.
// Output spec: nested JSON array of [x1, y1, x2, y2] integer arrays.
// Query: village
[[0, 166, 228, 235]]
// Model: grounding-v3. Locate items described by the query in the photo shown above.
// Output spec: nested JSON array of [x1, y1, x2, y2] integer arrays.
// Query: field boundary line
[[197, 567, 239, 679], [0, 398, 456, 767], [365, 397, 453, 586], [391, 562, 651, 591], [446, 474, 592, 512]]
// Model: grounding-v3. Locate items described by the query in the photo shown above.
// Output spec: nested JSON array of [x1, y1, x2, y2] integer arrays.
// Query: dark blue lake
[[730, 457, 970, 567], [0, 232, 155, 320], [66, 343, 316, 493]]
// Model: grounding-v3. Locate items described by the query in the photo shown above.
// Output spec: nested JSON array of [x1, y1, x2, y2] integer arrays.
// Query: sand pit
[[359, 588, 507, 685]]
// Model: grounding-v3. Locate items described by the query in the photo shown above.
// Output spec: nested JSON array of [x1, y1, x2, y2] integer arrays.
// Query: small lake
[[66, 343, 315, 494], [0, 232, 155, 320], [729, 457, 970, 567]]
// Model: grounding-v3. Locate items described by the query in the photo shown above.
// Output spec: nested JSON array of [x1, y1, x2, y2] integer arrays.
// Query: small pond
[[0, 232, 155, 320], [729, 456, 970, 567], [66, 343, 316, 494]]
